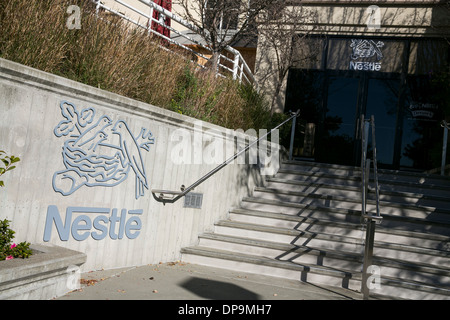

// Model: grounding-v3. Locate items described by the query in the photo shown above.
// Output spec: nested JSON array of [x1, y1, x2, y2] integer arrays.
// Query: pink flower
[[10, 243, 16, 249], [5, 255, 13, 260]]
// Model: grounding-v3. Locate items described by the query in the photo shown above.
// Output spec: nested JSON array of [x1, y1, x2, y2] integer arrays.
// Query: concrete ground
[[57, 261, 362, 300]]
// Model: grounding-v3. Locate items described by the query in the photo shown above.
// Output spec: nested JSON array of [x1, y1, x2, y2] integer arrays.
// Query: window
[[205, 0, 240, 30]]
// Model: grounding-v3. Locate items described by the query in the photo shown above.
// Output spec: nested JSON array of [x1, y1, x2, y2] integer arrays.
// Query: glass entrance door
[[316, 74, 400, 167], [365, 78, 400, 167], [318, 76, 359, 166]]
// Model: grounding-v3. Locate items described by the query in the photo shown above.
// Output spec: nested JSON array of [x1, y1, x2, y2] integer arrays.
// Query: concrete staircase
[[181, 160, 450, 299]]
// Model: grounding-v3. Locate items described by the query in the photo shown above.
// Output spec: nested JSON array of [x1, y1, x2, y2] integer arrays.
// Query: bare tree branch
[[175, 0, 272, 70], [255, 3, 322, 113]]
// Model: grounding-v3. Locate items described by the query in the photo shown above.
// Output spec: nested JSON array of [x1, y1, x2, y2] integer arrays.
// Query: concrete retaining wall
[[0, 244, 86, 300], [0, 58, 268, 272]]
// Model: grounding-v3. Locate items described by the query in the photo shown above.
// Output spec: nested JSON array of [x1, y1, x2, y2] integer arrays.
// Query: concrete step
[[181, 246, 361, 291], [277, 161, 450, 197], [282, 160, 361, 176], [214, 218, 450, 268], [196, 232, 450, 287], [240, 196, 450, 235], [266, 177, 450, 210], [181, 160, 450, 299], [253, 187, 450, 222], [240, 196, 362, 222], [229, 208, 450, 252], [213, 220, 364, 254], [197, 232, 363, 272], [229, 208, 363, 237], [181, 246, 450, 300], [282, 160, 450, 190], [371, 277, 450, 300]]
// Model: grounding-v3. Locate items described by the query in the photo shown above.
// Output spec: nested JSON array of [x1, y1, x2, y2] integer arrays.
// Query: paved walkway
[[57, 262, 362, 300]]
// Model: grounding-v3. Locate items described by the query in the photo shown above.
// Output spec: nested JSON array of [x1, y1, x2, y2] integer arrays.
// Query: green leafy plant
[[0, 152, 29, 261], [0, 219, 32, 261], [0, 150, 20, 187]]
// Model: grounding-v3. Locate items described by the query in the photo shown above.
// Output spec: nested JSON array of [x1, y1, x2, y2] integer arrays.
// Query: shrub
[[0, 219, 32, 261], [0, 151, 30, 261], [0, 0, 273, 132]]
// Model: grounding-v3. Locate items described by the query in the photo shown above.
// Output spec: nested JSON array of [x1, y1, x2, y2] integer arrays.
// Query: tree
[[174, 0, 272, 71], [254, 2, 321, 114]]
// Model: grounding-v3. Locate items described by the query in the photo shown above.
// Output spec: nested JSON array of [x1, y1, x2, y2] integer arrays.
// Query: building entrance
[[285, 36, 449, 172], [322, 73, 399, 167]]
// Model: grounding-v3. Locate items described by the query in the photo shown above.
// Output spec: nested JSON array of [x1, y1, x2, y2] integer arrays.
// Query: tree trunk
[[210, 51, 221, 76]]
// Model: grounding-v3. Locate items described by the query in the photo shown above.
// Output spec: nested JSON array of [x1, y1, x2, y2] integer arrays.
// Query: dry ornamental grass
[[0, 0, 273, 131]]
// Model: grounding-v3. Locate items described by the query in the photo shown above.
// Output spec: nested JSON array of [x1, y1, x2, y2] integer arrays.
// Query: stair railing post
[[371, 115, 380, 218], [441, 121, 449, 176], [362, 218, 376, 300], [289, 112, 297, 161], [365, 158, 371, 212], [360, 115, 369, 218], [360, 116, 382, 300]]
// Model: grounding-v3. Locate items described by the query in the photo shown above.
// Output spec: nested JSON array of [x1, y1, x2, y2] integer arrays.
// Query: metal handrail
[[371, 116, 381, 218], [360, 114, 382, 300], [151, 110, 301, 204], [360, 115, 381, 221]]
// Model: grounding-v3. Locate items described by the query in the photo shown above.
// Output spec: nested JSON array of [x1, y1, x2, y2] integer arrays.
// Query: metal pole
[[360, 115, 382, 300], [371, 115, 380, 217], [441, 121, 448, 176], [361, 219, 376, 300], [360, 116, 369, 218], [363, 121, 370, 161], [289, 113, 297, 161], [365, 158, 371, 211]]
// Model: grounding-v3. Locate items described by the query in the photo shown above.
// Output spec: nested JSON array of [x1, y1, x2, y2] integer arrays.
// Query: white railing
[[93, 0, 257, 87]]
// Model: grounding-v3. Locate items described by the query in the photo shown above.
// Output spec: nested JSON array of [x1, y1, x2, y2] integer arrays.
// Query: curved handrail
[[360, 114, 382, 300], [360, 115, 381, 222], [151, 110, 301, 204]]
